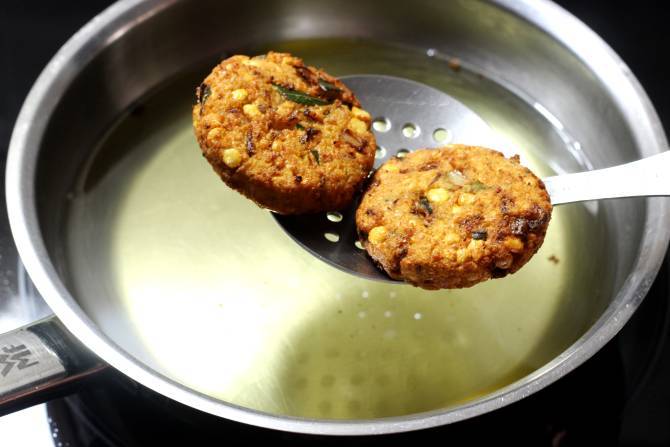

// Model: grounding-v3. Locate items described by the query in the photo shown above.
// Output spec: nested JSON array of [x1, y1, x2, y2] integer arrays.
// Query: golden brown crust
[[355, 145, 552, 289], [192, 52, 376, 214]]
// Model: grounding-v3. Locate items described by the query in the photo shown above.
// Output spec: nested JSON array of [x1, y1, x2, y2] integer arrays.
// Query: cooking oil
[[65, 38, 610, 419]]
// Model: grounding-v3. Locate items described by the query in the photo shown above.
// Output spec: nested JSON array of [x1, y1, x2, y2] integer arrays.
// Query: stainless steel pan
[[2, 0, 669, 435]]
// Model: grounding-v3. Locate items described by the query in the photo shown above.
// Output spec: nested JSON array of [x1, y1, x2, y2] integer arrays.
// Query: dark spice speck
[[511, 217, 527, 235], [245, 130, 255, 156], [418, 196, 433, 216], [300, 127, 320, 145], [310, 149, 320, 165], [472, 230, 488, 240], [198, 83, 211, 105]]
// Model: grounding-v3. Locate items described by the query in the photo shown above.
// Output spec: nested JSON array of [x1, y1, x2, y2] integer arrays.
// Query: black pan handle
[[0, 315, 107, 416]]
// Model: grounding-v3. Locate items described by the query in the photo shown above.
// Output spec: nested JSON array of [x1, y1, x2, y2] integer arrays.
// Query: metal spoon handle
[[543, 151, 670, 205]]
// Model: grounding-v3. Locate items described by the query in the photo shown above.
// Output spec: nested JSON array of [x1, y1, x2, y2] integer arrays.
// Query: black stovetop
[[1, 1, 670, 446]]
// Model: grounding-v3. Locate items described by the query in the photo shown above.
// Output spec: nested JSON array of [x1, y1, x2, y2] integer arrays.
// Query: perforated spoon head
[[274, 75, 496, 282]]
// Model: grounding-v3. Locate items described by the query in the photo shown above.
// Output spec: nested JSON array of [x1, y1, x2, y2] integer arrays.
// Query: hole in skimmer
[[372, 117, 391, 132], [326, 212, 343, 222], [433, 128, 452, 143], [396, 149, 410, 158], [402, 123, 420, 138], [324, 232, 340, 243]]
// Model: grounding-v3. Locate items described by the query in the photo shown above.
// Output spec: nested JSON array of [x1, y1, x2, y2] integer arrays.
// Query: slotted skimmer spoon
[[274, 75, 670, 282]]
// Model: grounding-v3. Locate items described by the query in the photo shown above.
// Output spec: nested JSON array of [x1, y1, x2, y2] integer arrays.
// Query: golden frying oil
[[65, 39, 610, 419]]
